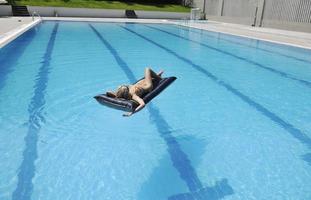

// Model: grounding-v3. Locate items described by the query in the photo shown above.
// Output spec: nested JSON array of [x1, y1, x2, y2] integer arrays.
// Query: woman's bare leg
[[145, 67, 162, 81], [143, 67, 163, 90]]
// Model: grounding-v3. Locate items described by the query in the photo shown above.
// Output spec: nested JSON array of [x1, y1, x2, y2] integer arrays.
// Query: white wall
[[0, 5, 12, 16], [28, 6, 125, 18], [136, 10, 189, 19], [27, 6, 189, 19], [1, 5, 189, 19]]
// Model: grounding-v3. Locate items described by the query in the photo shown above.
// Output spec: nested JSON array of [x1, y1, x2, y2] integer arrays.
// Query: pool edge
[[2, 17, 311, 50], [0, 19, 41, 49], [42, 17, 311, 50], [177, 21, 311, 50]]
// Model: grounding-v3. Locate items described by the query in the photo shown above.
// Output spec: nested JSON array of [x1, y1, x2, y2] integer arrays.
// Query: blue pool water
[[0, 21, 311, 200]]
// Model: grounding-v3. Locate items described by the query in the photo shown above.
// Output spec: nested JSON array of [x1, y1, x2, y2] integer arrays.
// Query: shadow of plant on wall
[[97, 0, 188, 8], [7, 0, 16, 5]]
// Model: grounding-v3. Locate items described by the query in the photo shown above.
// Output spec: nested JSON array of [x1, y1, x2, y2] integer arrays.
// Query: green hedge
[[116, 0, 183, 5]]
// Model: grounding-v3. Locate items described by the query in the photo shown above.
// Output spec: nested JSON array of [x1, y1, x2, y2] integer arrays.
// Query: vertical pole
[[218, 0, 224, 16], [202, 0, 206, 19], [256, 0, 265, 27], [252, 6, 258, 26]]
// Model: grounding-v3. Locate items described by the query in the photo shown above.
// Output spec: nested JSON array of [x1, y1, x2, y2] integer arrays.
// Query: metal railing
[[190, 8, 201, 20], [263, 0, 311, 23], [196, 0, 311, 32], [31, 11, 42, 22]]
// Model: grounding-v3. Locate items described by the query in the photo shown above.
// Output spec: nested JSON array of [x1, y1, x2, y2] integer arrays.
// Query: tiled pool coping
[[0, 17, 311, 50]]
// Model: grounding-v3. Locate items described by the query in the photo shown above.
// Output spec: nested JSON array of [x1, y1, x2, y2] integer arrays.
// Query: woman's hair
[[116, 85, 130, 99]]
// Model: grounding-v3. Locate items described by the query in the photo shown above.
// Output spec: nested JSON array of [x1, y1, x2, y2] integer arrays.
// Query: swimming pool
[[1, 20, 311, 200]]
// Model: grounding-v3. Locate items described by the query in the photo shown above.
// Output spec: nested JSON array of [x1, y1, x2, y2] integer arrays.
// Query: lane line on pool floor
[[172, 24, 311, 65], [143, 24, 311, 89], [89, 23, 234, 200], [12, 23, 59, 200], [119, 25, 311, 156]]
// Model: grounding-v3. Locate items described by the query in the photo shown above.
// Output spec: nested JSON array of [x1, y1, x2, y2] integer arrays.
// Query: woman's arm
[[123, 94, 145, 117]]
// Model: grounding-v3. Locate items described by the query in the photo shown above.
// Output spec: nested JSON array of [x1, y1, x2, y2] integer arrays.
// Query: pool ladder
[[32, 11, 42, 23]]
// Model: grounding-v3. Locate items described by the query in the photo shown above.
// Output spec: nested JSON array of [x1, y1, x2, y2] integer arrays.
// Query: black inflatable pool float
[[94, 76, 176, 112]]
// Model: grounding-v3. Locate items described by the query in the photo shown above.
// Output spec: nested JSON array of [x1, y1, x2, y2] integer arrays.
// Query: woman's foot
[[157, 70, 164, 77]]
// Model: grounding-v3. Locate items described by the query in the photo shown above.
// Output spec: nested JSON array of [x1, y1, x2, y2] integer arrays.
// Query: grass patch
[[15, 0, 190, 12]]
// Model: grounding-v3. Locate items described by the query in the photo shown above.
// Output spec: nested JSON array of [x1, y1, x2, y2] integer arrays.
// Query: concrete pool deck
[[177, 20, 311, 50], [0, 17, 311, 50], [0, 17, 41, 48]]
